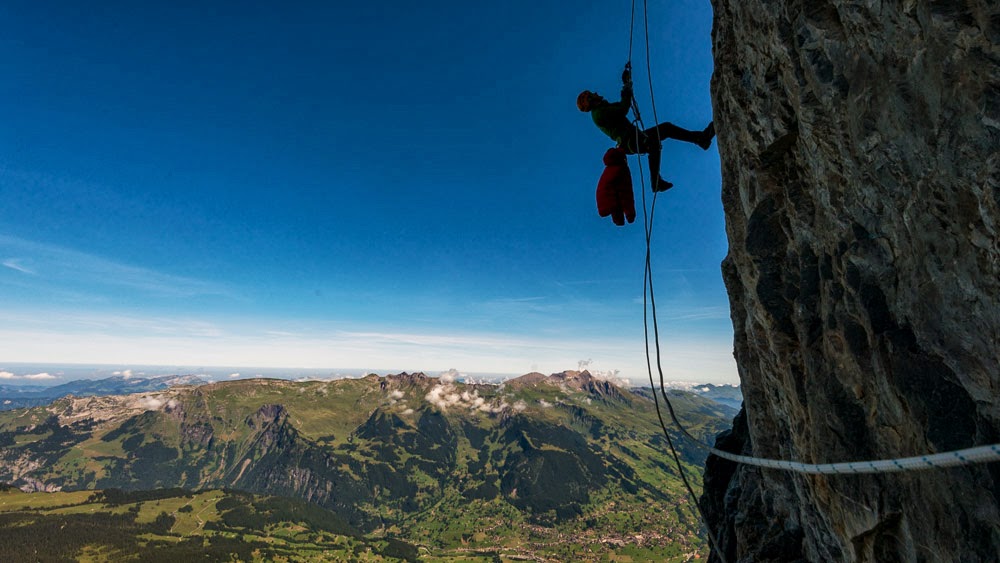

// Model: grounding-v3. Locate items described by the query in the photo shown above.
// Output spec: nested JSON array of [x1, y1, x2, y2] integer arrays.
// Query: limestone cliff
[[703, 1, 1000, 561]]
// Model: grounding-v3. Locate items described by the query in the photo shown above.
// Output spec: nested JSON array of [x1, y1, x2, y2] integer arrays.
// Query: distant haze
[[0, 363, 738, 387]]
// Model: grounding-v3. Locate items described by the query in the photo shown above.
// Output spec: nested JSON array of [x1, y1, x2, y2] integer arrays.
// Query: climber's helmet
[[577, 90, 599, 112]]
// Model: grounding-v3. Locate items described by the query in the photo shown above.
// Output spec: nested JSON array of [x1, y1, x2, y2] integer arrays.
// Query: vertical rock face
[[704, 1, 1000, 562]]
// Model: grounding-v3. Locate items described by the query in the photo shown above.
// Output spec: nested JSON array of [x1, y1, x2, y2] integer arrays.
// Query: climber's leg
[[645, 141, 673, 192], [646, 121, 714, 150]]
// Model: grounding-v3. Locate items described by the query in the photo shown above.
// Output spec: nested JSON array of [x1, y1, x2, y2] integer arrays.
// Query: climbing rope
[[626, 0, 636, 65], [627, 2, 728, 561], [682, 435, 1000, 475]]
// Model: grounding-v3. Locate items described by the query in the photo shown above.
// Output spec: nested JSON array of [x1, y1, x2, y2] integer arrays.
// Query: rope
[[627, 0, 636, 65], [628, 2, 728, 560], [686, 441, 1000, 475], [653, 366, 1000, 474]]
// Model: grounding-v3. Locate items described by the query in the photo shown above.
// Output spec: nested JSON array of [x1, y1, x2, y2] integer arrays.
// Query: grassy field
[[0, 488, 411, 562], [0, 486, 707, 562]]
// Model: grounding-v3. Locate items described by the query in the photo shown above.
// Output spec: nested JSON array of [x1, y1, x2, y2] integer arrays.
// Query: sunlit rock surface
[[703, 1, 1000, 561]]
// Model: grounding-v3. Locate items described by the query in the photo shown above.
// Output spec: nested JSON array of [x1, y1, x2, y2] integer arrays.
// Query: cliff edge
[[703, 1, 1000, 561]]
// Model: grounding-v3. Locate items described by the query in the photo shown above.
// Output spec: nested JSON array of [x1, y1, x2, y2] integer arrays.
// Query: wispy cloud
[[476, 294, 632, 326], [664, 306, 730, 322], [479, 296, 553, 315], [2, 259, 35, 275], [0, 235, 231, 299], [627, 296, 730, 320], [554, 277, 630, 287], [0, 310, 227, 339], [486, 296, 547, 303]]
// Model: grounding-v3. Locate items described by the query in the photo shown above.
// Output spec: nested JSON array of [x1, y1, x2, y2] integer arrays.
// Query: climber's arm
[[619, 64, 633, 109]]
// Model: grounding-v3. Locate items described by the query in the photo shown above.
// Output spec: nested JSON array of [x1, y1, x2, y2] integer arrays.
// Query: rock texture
[[704, 1, 1000, 562]]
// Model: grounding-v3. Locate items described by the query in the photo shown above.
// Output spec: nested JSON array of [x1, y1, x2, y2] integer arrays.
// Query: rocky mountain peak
[[504, 372, 547, 388], [245, 404, 289, 429], [547, 370, 593, 387], [380, 372, 430, 390], [504, 370, 630, 404]]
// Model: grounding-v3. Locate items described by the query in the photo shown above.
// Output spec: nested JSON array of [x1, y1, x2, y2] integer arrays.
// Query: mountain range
[[0, 374, 206, 411], [0, 370, 735, 561]]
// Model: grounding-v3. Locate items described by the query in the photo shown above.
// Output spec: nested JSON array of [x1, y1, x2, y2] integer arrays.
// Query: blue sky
[[0, 0, 735, 383]]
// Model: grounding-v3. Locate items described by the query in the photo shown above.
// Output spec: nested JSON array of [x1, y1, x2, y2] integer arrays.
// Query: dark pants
[[621, 122, 704, 185]]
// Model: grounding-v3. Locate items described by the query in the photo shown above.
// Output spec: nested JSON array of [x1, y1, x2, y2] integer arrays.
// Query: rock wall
[[703, 1, 1000, 562]]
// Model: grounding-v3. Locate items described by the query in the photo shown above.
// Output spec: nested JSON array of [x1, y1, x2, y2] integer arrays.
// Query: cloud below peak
[[424, 381, 509, 414]]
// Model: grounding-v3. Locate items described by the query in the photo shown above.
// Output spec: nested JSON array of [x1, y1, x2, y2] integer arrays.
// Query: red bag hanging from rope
[[596, 147, 636, 226]]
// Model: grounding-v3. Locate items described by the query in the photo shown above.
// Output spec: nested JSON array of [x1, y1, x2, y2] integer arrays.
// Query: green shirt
[[590, 86, 635, 147]]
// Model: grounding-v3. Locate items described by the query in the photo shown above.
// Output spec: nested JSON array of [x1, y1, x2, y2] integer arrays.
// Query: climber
[[577, 64, 715, 192]]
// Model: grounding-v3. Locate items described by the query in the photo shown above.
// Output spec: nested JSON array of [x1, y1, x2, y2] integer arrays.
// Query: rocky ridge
[[507, 369, 631, 401]]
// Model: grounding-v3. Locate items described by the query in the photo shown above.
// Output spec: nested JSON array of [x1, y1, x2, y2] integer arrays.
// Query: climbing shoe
[[698, 122, 715, 150], [651, 177, 674, 192]]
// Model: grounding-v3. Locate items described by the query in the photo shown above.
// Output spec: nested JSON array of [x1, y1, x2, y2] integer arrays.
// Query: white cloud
[[438, 368, 463, 384], [387, 388, 407, 406], [0, 370, 56, 380], [229, 373, 241, 378], [137, 397, 164, 410], [24, 372, 56, 380], [538, 399, 553, 408], [424, 382, 509, 414]]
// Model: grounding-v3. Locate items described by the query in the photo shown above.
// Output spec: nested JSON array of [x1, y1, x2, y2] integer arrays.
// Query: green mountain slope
[[0, 371, 732, 561], [0, 486, 416, 562]]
